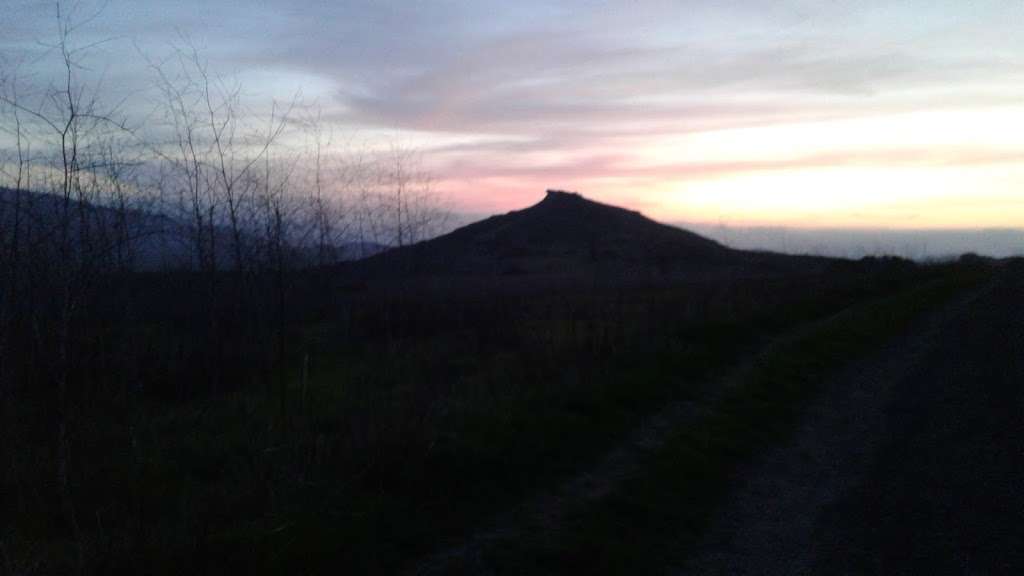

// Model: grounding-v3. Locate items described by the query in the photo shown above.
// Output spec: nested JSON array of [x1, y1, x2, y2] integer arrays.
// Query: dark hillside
[[345, 190, 838, 285]]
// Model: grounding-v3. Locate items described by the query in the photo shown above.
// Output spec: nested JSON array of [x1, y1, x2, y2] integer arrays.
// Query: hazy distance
[[684, 224, 1024, 260]]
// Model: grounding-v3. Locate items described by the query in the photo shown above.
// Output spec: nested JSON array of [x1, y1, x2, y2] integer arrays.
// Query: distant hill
[[0, 187, 384, 270], [345, 190, 839, 284], [0, 186, 191, 270]]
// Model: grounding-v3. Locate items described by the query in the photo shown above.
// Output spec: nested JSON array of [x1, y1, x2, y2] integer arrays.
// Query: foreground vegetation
[[471, 264, 991, 574], [1, 257, 988, 574]]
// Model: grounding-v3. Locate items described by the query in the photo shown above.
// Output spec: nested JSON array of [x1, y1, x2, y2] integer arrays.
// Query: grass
[[2, 263, 979, 574], [467, 267, 990, 574]]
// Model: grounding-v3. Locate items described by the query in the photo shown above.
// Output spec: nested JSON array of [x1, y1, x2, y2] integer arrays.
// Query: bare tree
[[148, 44, 220, 273], [146, 40, 301, 273], [300, 107, 357, 266], [350, 150, 386, 255], [0, 5, 142, 568], [377, 144, 449, 248]]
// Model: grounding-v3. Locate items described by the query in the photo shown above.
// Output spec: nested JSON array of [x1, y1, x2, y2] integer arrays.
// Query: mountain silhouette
[[346, 189, 834, 283]]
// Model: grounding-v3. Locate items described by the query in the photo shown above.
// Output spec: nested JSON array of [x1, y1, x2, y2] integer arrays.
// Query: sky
[[3, 0, 1024, 237]]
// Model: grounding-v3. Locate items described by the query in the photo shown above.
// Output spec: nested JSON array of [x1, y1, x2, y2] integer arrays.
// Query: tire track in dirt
[[407, 303, 899, 575], [677, 272, 1005, 575]]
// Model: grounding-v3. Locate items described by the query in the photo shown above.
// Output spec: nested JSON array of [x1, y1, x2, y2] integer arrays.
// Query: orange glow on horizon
[[435, 106, 1024, 230]]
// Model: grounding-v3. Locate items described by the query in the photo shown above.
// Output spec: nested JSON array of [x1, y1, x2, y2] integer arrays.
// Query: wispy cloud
[[4, 0, 1024, 226]]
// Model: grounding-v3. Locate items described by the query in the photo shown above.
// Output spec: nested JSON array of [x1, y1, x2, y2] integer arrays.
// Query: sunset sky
[[5, 0, 1024, 229]]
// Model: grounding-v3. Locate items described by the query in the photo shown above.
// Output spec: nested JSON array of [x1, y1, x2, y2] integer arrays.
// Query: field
[[1, 254, 992, 574]]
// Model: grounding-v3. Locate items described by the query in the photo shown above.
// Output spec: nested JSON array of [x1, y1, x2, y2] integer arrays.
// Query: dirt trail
[[408, 303, 887, 575], [410, 267, 1024, 576], [679, 265, 1023, 575]]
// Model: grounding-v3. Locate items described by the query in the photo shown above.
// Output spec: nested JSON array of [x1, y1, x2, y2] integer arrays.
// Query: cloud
[[5, 0, 1024, 226], [10, 1, 1024, 139], [437, 146, 1024, 183]]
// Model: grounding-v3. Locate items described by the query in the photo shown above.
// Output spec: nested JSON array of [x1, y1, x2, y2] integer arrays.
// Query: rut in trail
[[407, 305, 870, 575], [678, 276, 1000, 576]]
